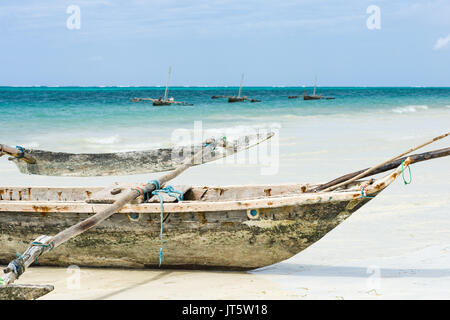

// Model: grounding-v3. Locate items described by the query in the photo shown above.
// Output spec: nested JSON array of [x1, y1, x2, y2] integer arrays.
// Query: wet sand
[[2, 267, 298, 300]]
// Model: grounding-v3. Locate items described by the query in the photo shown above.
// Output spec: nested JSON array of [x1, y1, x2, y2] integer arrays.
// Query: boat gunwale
[[0, 163, 406, 214]]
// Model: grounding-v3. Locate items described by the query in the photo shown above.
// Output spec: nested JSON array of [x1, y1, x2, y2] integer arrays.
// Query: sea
[[0, 86, 449, 186]]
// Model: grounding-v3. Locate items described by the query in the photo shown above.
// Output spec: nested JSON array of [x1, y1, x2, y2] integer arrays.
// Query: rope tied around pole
[[31, 241, 55, 263], [204, 138, 218, 150], [15, 146, 25, 159], [4, 253, 25, 280], [401, 160, 412, 185], [147, 180, 184, 267], [360, 184, 375, 199]]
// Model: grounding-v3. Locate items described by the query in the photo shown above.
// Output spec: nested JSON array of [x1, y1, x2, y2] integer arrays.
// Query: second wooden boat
[[0, 133, 273, 177], [130, 67, 193, 106], [211, 74, 261, 103], [303, 76, 335, 100]]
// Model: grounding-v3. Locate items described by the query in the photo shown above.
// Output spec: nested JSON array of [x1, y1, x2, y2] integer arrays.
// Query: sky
[[0, 0, 449, 86]]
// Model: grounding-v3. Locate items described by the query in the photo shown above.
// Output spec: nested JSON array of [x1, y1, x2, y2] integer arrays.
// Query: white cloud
[[433, 35, 450, 50]]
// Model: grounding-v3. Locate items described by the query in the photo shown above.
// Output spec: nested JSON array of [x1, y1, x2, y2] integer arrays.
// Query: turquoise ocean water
[[1, 87, 449, 151], [0, 87, 449, 186]]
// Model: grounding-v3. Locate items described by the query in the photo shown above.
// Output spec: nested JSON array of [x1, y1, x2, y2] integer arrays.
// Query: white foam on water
[[392, 105, 429, 114], [85, 135, 121, 145], [22, 141, 40, 148]]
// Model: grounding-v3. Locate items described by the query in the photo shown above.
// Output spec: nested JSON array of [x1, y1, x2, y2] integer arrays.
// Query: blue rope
[[31, 241, 54, 263], [9, 253, 24, 275], [15, 146, 25, 159], [149, 179, 160, 191], [204, 138, 217, 150], [360, 185, 375, 199], [151, 185, 184, 267], [401, 160, 412, 185]]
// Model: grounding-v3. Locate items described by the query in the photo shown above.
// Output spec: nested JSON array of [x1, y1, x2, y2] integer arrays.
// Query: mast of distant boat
[[313, 75, 317, 96], [238, 73, 244, 98], [164, 67, 171, 101]]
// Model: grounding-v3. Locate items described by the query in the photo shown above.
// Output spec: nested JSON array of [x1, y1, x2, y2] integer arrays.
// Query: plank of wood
[[321, 133, 449, 192], [314, 147, 450, 192]]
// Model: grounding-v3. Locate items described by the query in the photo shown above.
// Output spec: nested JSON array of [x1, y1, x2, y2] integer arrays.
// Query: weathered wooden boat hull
[[0, 164, 404, 270], [303, 95, 335, 100], [0, 285, 54, 300], [0, 195, 372, 270], [129, 98, 193, 106], [6, 133, 272, 177], [228, 97, 246, 103], [152, 100, 172, 106], [303, 95, 322, 100]]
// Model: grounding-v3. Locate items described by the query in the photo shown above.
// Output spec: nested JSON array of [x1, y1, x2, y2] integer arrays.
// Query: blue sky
[[0, 0, 449, 86]]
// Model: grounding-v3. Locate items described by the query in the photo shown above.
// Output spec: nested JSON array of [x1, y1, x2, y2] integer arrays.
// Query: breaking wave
[[392, 105, 429, 114], [85, 135, 121, 145]]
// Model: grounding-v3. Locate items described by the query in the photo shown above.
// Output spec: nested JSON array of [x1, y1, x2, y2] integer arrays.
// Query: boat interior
[[0, 180, 369, 204]]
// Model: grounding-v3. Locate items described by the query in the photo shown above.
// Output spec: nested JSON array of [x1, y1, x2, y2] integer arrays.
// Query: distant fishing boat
[[211, 74, 261, 103], [130, 67, 193, 106], [303, 76, 335, 100]]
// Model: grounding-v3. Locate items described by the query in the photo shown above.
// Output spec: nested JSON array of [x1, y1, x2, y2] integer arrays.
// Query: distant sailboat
[[130, 67, 193, 106], [303, 76, 335, 100], [211, 74, 261, 103]]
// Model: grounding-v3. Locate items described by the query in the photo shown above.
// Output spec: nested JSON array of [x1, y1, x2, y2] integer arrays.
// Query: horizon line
[[1, 85, 449, 88]]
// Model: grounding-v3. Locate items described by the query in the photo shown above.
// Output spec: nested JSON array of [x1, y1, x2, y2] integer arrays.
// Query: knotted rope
[[15, 146, 25, 159], [401, 160, 412, 185], [146, 180, 184, 267], [31, 241, 55, 263], [360, 184, 375, 199]]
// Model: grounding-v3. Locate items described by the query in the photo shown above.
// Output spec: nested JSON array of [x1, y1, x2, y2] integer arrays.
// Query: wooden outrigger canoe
[[0, 160, 409, 270], [129, 67, 193, 106], [211, 74, 261, 103], [130, 97, 193, 106], [0, 133, 272, 177]]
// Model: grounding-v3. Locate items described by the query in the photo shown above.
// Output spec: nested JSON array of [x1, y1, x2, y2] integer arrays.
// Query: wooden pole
[[2, 138, 227, 286], [321, 132, 449, 192], [0, 144, 36, 164], [313, 147, 450, 192]]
